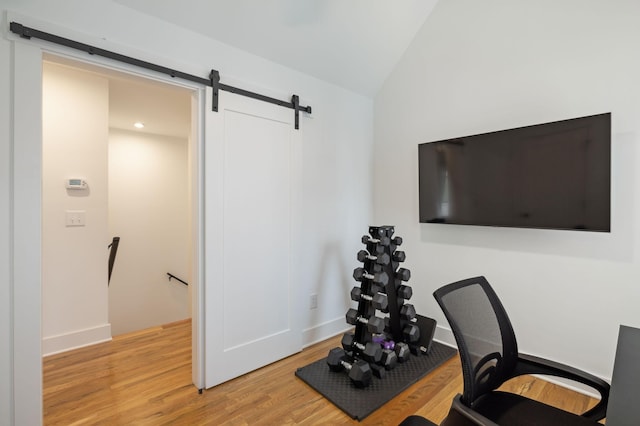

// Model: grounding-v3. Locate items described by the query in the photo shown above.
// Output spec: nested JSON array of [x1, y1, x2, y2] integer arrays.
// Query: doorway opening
[[41, 54, 200, 368]]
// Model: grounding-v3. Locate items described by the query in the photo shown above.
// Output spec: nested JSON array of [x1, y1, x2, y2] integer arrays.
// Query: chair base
[[399, 415, 438, 426]]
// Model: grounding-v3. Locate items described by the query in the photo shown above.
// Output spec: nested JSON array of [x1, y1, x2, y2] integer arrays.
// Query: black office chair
[[400, 276, 609, 426]]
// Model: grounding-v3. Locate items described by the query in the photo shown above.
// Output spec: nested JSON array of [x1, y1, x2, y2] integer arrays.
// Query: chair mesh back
[[434, 276, 518, 406]]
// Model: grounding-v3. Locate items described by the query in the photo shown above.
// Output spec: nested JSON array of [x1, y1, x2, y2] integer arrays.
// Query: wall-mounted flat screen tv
[[418, 113, 611, 232]]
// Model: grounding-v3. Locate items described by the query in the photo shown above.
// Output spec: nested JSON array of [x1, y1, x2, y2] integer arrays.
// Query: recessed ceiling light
[[134, 122, 145, 129]]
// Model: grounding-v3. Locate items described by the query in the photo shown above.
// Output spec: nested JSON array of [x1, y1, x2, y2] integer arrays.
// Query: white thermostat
[[65, 178, 87, 190]]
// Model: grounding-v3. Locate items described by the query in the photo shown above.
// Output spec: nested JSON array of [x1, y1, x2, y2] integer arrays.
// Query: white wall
[[2, 1, 373, 423], [3, 0, 373, 341], [374, 0, 640, 381], [0, 23, 13, 424], [41, 62, 111, 355], [108, 129, 190, 335]]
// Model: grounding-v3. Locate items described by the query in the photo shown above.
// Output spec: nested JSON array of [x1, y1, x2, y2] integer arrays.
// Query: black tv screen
[[418, 113, 611, 232]]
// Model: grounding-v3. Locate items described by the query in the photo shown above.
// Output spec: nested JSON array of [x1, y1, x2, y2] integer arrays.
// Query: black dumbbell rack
[[328, 225, 424, 386], [362, 226, 420, 344]]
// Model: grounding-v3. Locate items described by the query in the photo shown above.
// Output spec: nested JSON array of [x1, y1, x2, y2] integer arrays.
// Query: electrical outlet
[[310, 294, 318, 310]]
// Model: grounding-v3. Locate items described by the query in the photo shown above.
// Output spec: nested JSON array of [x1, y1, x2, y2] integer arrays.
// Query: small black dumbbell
[[369, 363, 386, 379], [346, 309, 385, 333], [362, 235, 391, 246], [357, 250, 390, 265], [395, 268, 411, 282], [326, 347, 372, 388], [409, 343, 431, 356], [395, 342, 411, 362], [341, 333, 382, 363], [403, 323, 420, 343], [368, 226, 388, 238], [392, 251, 406, 262], [351, 287, 388, 310], [379, 348, 398, 370], [400, 304, 416, 321], [392, 236, 403, 246], [353, 267, 389, 286], [397, 285, 412, 300]]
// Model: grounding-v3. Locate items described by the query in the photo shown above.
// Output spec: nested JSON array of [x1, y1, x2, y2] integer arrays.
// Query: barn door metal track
[[10, 21, 312, 129]]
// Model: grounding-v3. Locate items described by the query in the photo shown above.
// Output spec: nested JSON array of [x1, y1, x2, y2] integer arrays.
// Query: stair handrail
[[107, 236, 120, 285], [167, 272, 189, 286]]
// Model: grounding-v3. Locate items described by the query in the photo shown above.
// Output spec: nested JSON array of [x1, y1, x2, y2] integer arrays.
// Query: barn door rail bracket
[[9, 21, 312, 129], [208, 69, 311, 129]]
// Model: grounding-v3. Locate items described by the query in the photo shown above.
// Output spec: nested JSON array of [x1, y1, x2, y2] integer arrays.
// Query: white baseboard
[[302, 317, 351, 348], [533, 375, 603, 399], [42, 323, 112, 356], [433, 323, 456, 348]]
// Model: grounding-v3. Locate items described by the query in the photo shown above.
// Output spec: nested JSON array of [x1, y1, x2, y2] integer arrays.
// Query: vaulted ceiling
[[114, 0, 440, 97]]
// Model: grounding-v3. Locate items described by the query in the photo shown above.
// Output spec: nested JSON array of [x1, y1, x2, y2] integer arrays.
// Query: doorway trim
[[10, 32, 206, 424]]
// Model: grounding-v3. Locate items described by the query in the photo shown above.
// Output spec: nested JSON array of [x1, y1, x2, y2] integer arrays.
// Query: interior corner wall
[[108, 129, 190, 335], [42, 62, 111, 355], [374, 0, 640, 381]]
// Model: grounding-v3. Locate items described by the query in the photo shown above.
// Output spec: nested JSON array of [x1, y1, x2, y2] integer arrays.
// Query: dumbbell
[[410, 343, 431, 356], [368, 226, 389, 238], [357, 250, 390, 265], [346, 309, 385, 333], [341, 333, 382, 363], [381, 315, 418, 342], [397, 285, 412, 300], [380, 348, 398, 370], [391, 236, 403, 246], [395, 342, 411, 363], [351, 287, 388, 310], [370, 336, 399, 370], [361, 235, 390, 246], [369, 363, 387, 379], [395, 268, 411, 282], [403, 323, 420, 343], [326, 347, 372, 388], [392, 251, 406, 262], [353, 268, 389, 286], [372, 334, 386, 345], [400, 304, 416, 321]]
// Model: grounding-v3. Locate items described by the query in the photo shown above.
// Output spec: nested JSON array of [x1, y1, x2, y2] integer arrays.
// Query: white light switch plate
[[65, 210, 86, 227]]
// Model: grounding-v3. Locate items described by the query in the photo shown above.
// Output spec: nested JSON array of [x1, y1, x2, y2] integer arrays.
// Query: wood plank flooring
[[43, 319, 601, 425]]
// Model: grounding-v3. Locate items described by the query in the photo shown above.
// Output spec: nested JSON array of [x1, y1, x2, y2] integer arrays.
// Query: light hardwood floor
[[43, 319, 600, 425]]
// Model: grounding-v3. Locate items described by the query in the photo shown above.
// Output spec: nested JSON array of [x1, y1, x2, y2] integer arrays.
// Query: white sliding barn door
[[204, 88, 302, 387]]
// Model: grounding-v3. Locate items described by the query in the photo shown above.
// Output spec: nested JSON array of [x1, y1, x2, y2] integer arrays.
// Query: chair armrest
[[511, 353, 610, 421]]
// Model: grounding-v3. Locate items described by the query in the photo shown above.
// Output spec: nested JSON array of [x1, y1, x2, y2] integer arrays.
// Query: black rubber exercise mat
[[295, 342, 457, 421]]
